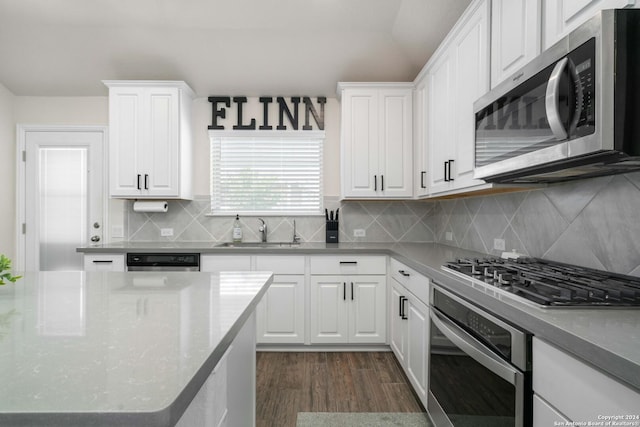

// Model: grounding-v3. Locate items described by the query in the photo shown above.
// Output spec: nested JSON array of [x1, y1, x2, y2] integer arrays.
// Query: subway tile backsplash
[[125, 171, 640, 276]]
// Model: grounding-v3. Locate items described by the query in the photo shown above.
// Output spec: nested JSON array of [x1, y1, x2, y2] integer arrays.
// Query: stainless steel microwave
[[474, 9, 640, 184]]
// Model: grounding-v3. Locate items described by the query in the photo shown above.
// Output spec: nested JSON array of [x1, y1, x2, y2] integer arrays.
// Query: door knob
[[93, 222, 100, 229], [90, 235, 101, 242]]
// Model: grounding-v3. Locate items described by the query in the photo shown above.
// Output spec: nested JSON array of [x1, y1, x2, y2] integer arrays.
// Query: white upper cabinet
[[491, 0, 542, 88], [543, 0, 636, 49], [423, 0, 490, 196], [105, 80, 194, 200], [339, 83, 413, 199], [413, 76, 429, 197]]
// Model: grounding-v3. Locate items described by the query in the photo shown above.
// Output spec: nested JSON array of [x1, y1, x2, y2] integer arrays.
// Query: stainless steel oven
[[428, 285, 532, 427]]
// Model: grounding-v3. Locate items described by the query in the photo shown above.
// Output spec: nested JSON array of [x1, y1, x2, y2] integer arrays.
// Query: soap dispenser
[[232, 215, 243, 242]]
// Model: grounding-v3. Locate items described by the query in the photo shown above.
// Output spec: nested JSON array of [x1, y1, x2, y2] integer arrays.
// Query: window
[[210, 131, 324, 215]]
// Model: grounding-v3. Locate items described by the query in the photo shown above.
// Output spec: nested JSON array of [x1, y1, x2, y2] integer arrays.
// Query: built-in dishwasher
[[126, 253, 200, 271], [428, 284, 532, 427]]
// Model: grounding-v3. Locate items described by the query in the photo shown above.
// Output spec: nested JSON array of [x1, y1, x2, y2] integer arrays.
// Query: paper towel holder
[[133, 200, 169, 213]]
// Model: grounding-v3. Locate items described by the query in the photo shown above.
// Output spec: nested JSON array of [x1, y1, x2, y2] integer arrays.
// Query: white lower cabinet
[[405, 294, 429, 405], [256, 274, 305, 344], [200, 255, 252, 272], [310, 275, 386, 344], [532, 337, 640, 424], [255, 256, 305, 344], [176, 312, 256, 427], [389, 265, 430, 408]]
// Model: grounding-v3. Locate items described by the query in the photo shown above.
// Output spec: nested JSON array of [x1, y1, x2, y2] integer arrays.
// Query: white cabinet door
[[200, 255, 252, 272], [341, 89, 379, 198], [310, 273, 386, 344], [378, 88, 413, 198], [256, 275, 305, 344], [348, 275, 386, 344], [413, 77, 429, 197], [389, 280, 408, 366], [310, 276, 349, 344], [106, 80, 193, 200], [340, 84, 413, 199], [406, 295, 429, 407], [109, 86, 145, 197], [491, 0, 542, 88], [427, 51, 454, 194], [145, 87, 180, 197], [543, 0, 636, 49], [451, 0, 490, 190]]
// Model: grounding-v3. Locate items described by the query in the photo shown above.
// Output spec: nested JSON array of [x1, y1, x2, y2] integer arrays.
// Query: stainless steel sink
[[215, 242, 301, 248]]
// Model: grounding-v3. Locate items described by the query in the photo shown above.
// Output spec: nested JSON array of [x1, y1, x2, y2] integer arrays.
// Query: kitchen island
[[0, 270, 273, 427]]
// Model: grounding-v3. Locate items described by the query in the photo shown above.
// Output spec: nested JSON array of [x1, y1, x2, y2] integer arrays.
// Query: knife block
[[326, 220, 339, 243]]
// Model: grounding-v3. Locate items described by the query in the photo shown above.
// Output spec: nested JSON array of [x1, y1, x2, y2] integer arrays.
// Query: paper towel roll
[[133, 201, 168, 213]]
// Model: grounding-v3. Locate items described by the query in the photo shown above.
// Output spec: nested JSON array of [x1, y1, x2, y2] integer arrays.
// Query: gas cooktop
[[442, 257, 640, 308]]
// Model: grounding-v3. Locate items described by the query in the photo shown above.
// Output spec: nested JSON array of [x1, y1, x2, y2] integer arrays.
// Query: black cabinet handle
[[398, 270, 410, 277], [444, 161, 449, 182], [92, 260, 113, 264], [343, 282, 346, 301], [400, 296, 408, 320], [374, 175, 377, 191], [381, 175, 384, 191], [144, 174, 149, 190], [339, 261, 358, 265], [351, 282, 354, 300], [421, 171, 426, 189], [137, 174, 141, 190], [448, 160, 454, 181]]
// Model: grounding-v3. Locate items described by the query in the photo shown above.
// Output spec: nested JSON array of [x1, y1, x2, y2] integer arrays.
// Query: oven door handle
[[430, 308, 522, 386]]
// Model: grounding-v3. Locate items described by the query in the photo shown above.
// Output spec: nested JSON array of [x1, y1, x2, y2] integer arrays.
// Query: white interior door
[[21, 128, 105, 271]]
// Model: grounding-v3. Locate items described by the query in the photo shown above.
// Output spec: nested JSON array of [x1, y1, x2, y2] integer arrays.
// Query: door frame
[[15, 125, 109, 271]]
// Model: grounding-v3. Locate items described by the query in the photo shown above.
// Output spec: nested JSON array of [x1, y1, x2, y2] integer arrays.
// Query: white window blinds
[[210, 132, 324, 215]]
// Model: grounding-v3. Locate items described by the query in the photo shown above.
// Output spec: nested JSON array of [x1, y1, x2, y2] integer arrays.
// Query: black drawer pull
[[339, 261, 358, 265], [398, 270, 410, 277], [92, 260, 113, 264]]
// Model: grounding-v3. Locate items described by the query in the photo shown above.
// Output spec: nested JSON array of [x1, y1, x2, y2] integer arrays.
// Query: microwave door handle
[[430, 308, 521, 385], [568, 60, 584, 134], [545, 57, 569, 140]]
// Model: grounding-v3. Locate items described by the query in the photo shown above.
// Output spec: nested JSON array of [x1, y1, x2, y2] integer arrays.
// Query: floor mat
[[296, 412, 433, 427]]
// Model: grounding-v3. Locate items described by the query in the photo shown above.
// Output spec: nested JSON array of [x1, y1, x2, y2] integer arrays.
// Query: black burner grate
[[444, 257, 640, 307]]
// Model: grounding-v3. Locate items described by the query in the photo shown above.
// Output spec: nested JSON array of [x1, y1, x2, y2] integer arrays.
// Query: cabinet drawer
[[201, 255, 251, 272], [84, 254, 125, 271], [309, 256, 386, 275], [533, 338, 640, 420], [533, 394, 569, 426], [390, 258, 429, 304], [255, 256, 305, 275]]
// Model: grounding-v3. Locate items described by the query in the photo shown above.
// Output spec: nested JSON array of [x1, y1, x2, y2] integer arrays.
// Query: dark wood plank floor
[[256, 351, 424, 427]]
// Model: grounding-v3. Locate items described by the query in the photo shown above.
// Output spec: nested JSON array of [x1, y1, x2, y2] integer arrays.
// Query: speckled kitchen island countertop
[[78, 241, 640, 392], [0, 270, 273, 427]]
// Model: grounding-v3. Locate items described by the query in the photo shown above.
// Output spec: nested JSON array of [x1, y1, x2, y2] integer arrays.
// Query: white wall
[[0, 83, 16, 260]]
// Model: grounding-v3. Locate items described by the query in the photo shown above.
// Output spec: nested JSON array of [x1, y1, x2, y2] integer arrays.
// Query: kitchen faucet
[[258, 218, 267, 242], [292, 220, 301, 244]]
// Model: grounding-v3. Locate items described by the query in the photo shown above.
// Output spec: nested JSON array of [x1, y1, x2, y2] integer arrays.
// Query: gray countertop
[[0, 270, 273, 426], [79, 241, 640, 391]]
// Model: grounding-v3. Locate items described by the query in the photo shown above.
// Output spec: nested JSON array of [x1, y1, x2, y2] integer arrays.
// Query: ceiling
[[0, 0, 472, 97]]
